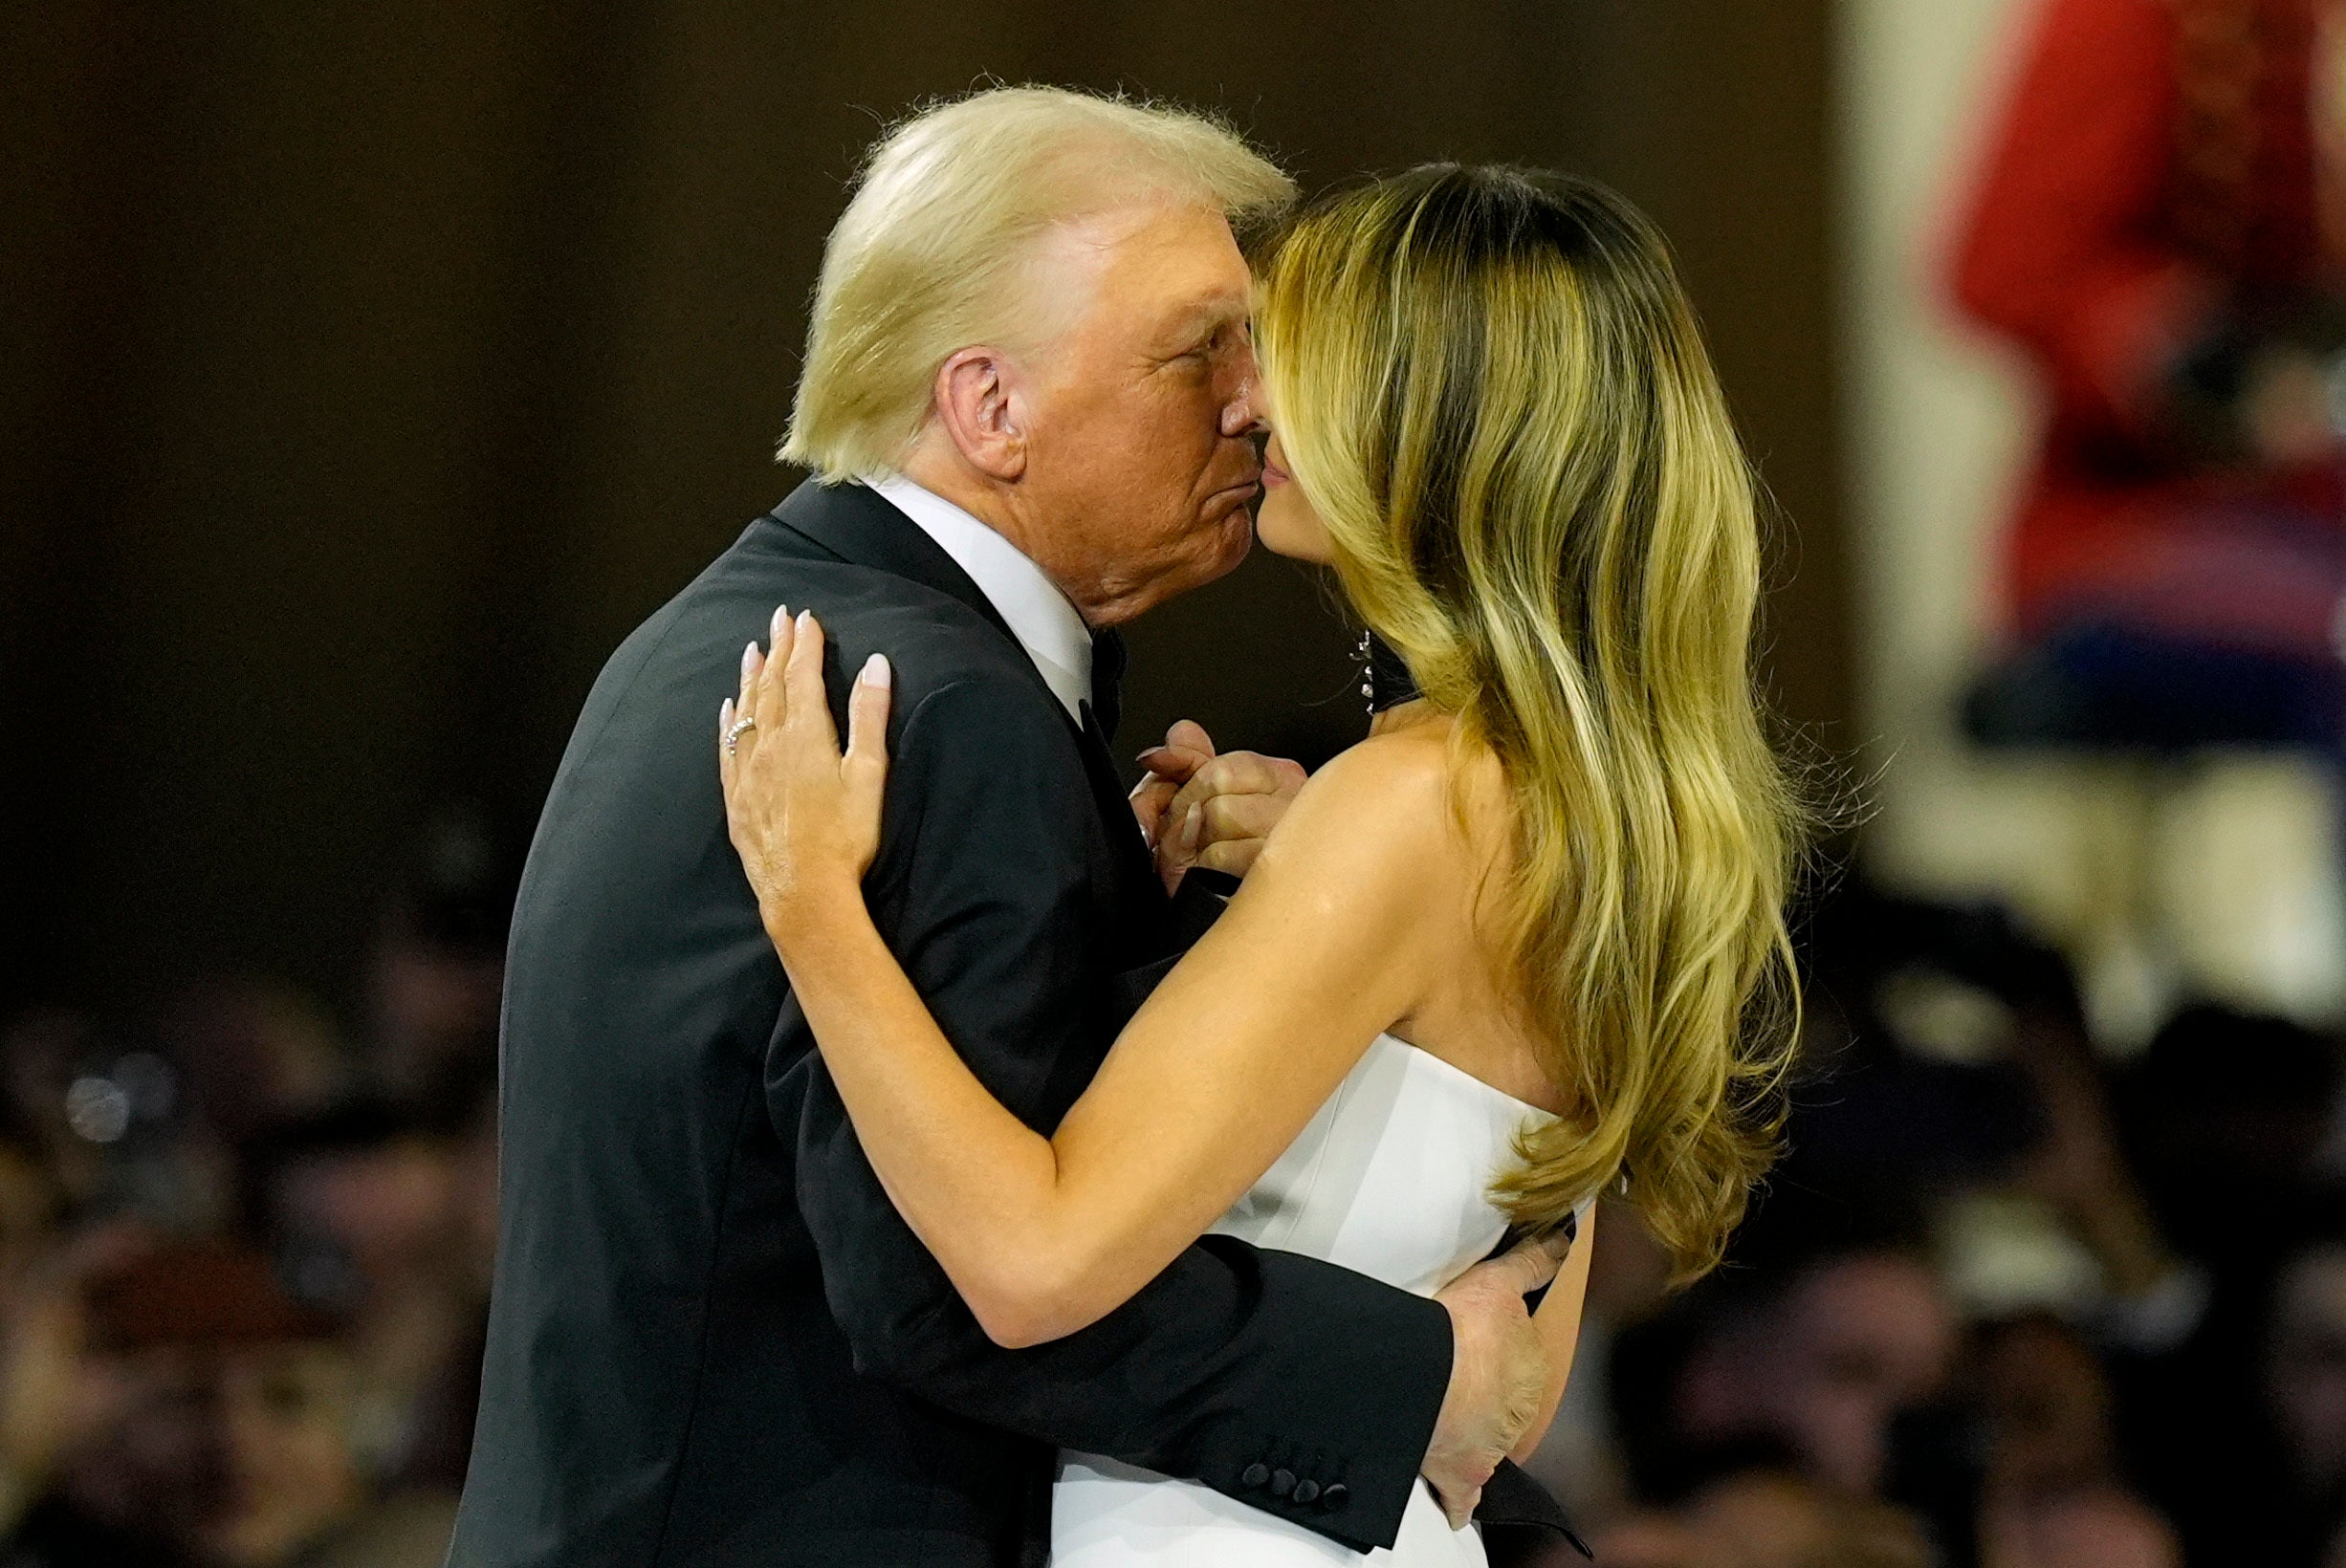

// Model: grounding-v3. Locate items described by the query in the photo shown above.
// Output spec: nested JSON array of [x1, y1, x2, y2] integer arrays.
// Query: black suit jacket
[[447, 479, 1458, 1567]]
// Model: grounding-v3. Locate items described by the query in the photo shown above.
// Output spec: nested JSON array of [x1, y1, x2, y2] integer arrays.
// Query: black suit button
[[1321, 1483, 1349, 1511], [1269, 1468, 1296, 1497], [1240, 1463, 1270, 1489], [1292, 1479, 1321, 1505]]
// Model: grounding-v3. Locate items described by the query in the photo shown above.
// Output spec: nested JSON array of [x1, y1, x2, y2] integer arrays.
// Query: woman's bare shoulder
[[1318, 719, 1509, 822], [1258, 718, 1491, 892], [1303, 719, 1449, 808]]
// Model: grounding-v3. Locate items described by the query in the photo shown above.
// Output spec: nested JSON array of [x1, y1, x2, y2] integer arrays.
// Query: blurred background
[[11, 0, 2346, 1563]]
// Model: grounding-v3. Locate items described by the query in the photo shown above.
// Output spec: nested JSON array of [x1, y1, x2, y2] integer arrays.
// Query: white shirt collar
[[867, 474, 1093, 721]]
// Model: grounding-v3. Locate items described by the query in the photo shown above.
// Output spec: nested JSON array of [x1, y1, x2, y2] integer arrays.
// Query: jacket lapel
[[760, 480, 1162, 916], [1072, 706, 1164, 930]]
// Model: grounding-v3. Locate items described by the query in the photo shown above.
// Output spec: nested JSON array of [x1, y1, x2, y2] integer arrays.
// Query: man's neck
[[895, 453, 1099, 626]]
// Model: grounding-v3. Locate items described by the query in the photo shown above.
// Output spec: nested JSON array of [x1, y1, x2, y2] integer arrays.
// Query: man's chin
[[1204, 506, 1256, 579], [1099, 505, 1260, 623]]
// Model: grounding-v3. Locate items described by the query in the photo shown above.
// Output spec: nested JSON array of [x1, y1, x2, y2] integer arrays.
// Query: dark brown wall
[[3, 1, 1843, 1017]]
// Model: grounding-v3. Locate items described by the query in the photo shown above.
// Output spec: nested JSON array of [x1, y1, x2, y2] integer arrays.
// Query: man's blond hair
[[780, 86, 1294, 481]]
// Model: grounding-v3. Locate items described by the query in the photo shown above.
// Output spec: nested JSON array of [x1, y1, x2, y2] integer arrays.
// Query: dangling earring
[[1356, 630, 1423, 714]]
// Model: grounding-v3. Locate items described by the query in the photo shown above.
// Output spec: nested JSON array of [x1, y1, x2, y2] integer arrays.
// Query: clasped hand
[[1129, 721, 1308, 894]]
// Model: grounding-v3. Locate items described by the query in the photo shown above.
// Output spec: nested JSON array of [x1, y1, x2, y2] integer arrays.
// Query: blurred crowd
[[1522, 882, 2346, 1568], [0, 808, 511, 1568], [13, 804, 2346, 1568]]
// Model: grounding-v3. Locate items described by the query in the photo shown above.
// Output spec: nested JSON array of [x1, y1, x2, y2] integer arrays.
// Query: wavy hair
[[1253, 166, 1808, 1283]]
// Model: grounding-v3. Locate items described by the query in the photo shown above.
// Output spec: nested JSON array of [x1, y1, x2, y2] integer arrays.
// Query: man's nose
[[1220, 346, 1266, 439]]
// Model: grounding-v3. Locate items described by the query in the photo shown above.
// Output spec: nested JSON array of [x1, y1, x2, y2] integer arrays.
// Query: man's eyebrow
[[1159, 294, 1250, 345]]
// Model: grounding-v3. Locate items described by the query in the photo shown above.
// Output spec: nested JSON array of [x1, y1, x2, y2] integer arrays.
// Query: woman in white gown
[[717, 165, 1806, 1565]]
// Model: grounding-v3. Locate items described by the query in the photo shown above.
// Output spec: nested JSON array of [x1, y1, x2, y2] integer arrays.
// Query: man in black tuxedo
[[448, 87, 1563, 1568]]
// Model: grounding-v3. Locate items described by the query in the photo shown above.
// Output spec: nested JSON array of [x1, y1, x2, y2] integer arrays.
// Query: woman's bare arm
[[722, 611, 1458, 1347]]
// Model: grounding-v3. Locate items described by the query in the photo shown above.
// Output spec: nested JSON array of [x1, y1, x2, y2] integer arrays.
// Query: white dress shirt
[[868, 474, 1093, 722]]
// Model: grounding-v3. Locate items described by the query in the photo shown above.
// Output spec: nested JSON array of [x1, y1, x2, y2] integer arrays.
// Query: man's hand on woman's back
[[1422, 1230, 1576, 1527]]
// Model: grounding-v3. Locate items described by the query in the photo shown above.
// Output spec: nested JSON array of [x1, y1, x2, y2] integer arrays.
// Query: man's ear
[[932, 347, 1028, 482]]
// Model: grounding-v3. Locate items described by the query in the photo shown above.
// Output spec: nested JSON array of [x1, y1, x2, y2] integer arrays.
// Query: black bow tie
[[1085, 627, 1127, 744]]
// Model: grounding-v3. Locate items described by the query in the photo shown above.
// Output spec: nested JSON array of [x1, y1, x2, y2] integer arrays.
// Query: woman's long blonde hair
[[1254, 166, 1807, 1283]]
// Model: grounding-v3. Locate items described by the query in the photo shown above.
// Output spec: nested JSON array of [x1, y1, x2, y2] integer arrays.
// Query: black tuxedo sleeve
[[778, 674, 1455, 1553]]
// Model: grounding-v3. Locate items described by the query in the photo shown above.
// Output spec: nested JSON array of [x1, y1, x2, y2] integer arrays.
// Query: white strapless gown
[[1050, 1032, 1566, 1566]]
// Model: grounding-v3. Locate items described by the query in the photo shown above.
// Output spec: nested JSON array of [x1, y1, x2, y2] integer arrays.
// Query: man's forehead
[[1049, 205, 1247, 299]]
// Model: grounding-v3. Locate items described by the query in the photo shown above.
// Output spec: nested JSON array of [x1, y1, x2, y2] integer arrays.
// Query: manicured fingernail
[[772, 604, 789, 642], [742, 641, 759, 677], [797, 609, 814, 632], [1182, 804, 1202, 851], [720, 697, 733, 725], [861, 652, 891, 689]]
